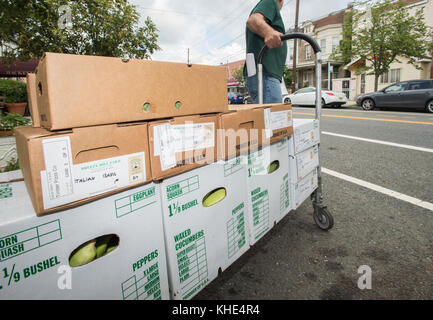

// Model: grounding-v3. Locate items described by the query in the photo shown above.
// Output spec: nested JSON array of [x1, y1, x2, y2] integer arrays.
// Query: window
[[380, 69, 401, 84], [390, 69, 400, 83], [289, 45, 293, 61], [380, 72, 389, 84], [320, 39, 327, 52], [332, 37, 339, 52], [384, 82, 407, 93], [408, 81, 431, 90], [305, 45, 312, 60]]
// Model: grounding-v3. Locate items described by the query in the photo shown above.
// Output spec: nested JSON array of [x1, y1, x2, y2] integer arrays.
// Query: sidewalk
[[344, 100, 357, 106]]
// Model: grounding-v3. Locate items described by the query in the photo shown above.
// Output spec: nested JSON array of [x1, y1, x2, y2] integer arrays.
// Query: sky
[[130, 0, 354, 65]]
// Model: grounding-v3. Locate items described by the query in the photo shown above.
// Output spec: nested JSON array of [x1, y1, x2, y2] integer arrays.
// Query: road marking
[[322, 168, 433, 212], [293, 112, 433, 125], [322, 131, 433, 153], [293, 107, 427, 117]]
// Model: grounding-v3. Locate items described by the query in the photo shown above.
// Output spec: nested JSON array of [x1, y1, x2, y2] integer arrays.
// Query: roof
[[313, 9, 346, 30], [0, 58, 39, 77]]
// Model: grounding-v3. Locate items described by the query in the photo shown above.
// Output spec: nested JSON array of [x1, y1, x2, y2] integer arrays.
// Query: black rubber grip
[[258, 32, 321, 64]]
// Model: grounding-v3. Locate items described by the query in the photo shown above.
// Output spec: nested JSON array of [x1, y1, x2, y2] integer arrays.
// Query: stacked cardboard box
[[0, 171, 170, 300], [288, 119, 320, 209], [8, 52, 299, 300], [22, 53, 228, 214], [8, 53, 230, 300]]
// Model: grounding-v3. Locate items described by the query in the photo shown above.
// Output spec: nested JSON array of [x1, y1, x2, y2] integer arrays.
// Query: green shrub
[[1, 158, 20, 173], [0, 79, 28, 103], [0, 112, 31, 131]]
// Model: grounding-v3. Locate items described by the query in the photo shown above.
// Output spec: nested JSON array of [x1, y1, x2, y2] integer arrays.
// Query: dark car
[[228, 92, 244, 104], [356, 79, 433, 113]]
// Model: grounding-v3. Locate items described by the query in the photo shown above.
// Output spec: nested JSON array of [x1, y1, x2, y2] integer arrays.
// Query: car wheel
[[361, 98, 375, 111], [426, 99, 433, 113], [284, 97, 291, 104], [321, 98, 325, 107]]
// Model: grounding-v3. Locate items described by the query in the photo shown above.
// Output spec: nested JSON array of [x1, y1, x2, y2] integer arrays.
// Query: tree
[[332, 0, 433, 91], [232, 65, 245, 86], [331, 9, 354, 68], [283, 65, 292, 91], [0, 0, 160, 62]]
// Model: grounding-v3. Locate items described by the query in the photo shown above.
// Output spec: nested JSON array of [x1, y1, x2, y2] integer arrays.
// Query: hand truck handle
[[256, 32, 322, 121], [257, 33, 321, 65]]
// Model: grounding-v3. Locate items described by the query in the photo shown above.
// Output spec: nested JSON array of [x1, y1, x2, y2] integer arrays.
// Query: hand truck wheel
[[313, 204, 334, 231]]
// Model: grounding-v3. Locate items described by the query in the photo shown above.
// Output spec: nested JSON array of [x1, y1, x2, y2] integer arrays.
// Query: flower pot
[[0, 131, 14, 137], [6, 102, 27, 115]]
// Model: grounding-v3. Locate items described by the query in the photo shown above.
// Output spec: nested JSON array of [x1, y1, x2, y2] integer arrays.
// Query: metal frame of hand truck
[[257, 32, 334, 230]]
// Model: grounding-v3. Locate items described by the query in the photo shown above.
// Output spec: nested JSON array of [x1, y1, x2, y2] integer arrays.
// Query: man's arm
[[246, 13, 282, 49]]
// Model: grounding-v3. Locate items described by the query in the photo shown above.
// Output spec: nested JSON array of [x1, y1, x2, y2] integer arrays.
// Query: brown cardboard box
[[148, 114, 219, 180], [26, 73, 40, 127], [35, 52, 228, 130], [219, 104, 293, 160], [14, 122, 151, 215]]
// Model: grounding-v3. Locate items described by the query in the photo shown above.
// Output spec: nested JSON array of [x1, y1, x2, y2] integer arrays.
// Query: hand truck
[[257, 33, 334, 230]]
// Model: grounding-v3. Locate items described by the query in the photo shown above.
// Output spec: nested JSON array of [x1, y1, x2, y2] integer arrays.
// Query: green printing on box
[[227, 203, 246, 259], [0, 220, 62, 262], [280, 173, 290, 214], [174, 229, 209, 300], [165, 175, 200, 201], [224, 157, 243, 177], [114, 186, 156, 218], [121, 262, 162, 300], [251, 188, 269, 240], [0, 184, 12, 199]]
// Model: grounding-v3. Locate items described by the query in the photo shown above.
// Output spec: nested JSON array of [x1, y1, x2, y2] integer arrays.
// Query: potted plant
[[0, 79, 28, 115], [0, 112, 31, 136]]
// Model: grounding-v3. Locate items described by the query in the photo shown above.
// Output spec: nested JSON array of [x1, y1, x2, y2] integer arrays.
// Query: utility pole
[[187, 48, 192, 66], [292, 0, 300, 93]]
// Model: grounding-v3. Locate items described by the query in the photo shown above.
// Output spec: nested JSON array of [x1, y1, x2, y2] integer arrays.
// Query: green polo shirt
[[245, 0, 287, 81]]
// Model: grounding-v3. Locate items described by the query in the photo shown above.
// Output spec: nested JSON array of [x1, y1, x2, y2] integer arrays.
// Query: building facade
[[345, 0, 433, 97], [287, 7, 350, 93]]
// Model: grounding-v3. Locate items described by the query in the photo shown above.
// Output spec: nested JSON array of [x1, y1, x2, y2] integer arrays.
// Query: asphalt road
[[194, 105, 433, 300]]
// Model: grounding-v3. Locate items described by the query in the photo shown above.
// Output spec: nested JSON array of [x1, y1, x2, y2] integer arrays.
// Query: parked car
[[282, 87, 347, 107], [355, 79, 433, 113], [228, 92, 245, 104]]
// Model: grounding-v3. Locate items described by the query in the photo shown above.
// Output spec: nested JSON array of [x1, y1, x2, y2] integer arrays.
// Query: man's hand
[[247, 13, 283, 49], [264, 29, 283, 48]]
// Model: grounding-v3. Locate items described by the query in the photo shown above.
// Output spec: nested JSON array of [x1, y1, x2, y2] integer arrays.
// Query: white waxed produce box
[[160, 157, 250, 300], [288, 118, 320, 156], [245, 139, 292, 245], [0, 172, 169, 300], [291, 168, 319, 210], [288, 144, 319, 184]]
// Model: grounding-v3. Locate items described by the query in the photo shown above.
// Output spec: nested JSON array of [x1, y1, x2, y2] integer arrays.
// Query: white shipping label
[[40, 143, 146, 209], [270, 110, 292, 131], [154, 123, 215, 156], [156, 124, 177, 171], [294, 122, 319, 152], [42, 136, 74, 201], [296, 146, 319, 178]]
